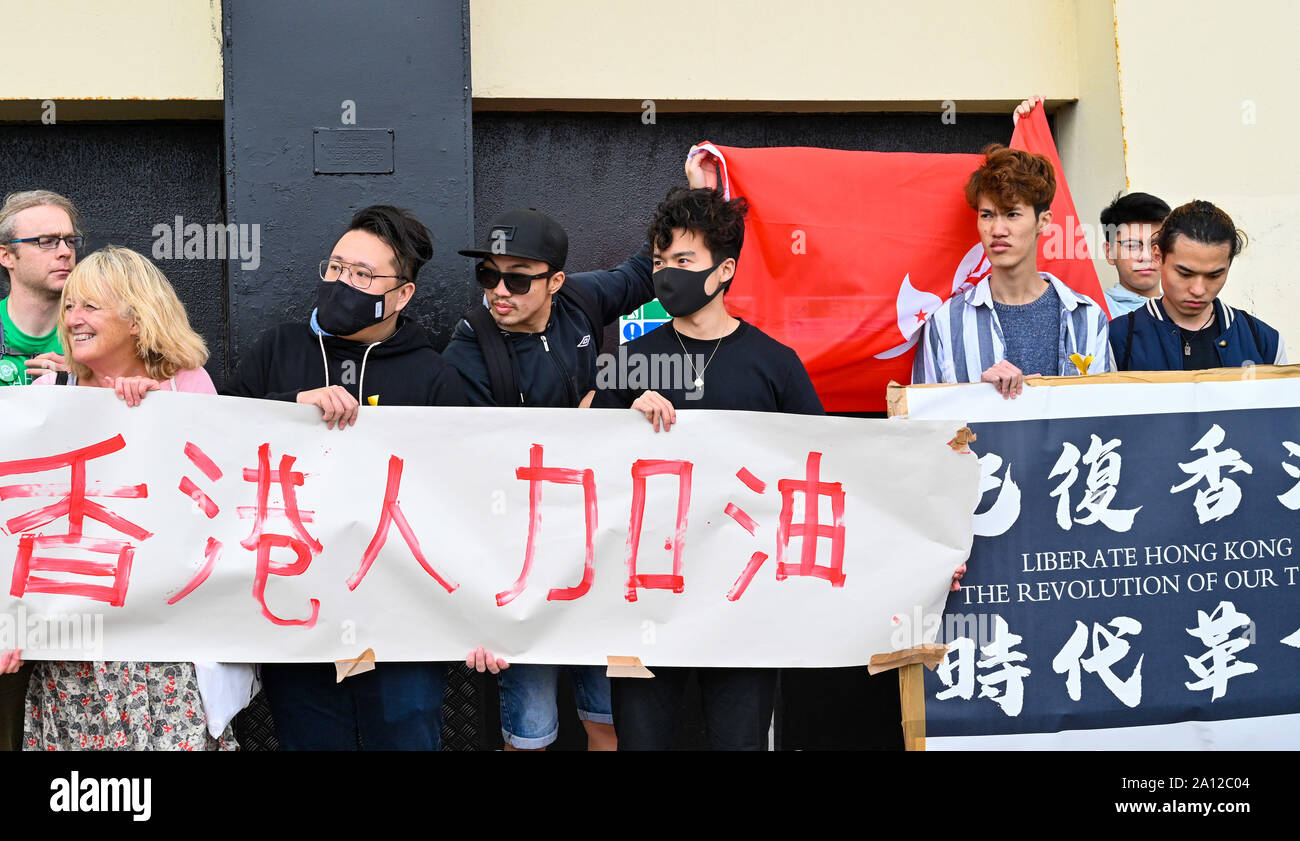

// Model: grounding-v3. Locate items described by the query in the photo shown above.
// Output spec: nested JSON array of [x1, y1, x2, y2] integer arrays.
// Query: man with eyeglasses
[[0, 190, 82, 390], [1100, 191, 1171, 317], [1013, 98, 1170, 319], [0, 189, 83, 752], [226, 204, 468, 750]]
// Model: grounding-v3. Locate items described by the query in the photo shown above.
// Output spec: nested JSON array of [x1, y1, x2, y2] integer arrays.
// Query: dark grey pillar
[[222, 0, 474, 370]]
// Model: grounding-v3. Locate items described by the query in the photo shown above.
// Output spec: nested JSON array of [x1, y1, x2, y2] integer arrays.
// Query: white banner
[[0, 387, 977, 666]]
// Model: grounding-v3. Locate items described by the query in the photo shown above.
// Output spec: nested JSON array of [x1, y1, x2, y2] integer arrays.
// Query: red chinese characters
[[496, 445, 596, 606], [238, 444, 321, 627], [348, 455, 458, 594], [168, 442, 322, 627], [625, 459, 693, 602], [775, 451, 847, 587], [1, 435, 152, 606], [723, 452, 847, 601]]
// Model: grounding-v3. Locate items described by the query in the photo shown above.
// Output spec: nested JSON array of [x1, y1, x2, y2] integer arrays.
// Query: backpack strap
[[54, 370, 71, 386], [1123, 311, 1137, 371], [556, 280, 604, 346], [464, 305, 521, 406]]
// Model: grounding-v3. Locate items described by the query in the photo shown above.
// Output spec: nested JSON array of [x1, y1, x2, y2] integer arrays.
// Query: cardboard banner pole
[[899, 663, 927, 751]]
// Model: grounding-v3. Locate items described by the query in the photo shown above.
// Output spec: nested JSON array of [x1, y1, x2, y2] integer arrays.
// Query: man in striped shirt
[[913, 145, 1113, 397]]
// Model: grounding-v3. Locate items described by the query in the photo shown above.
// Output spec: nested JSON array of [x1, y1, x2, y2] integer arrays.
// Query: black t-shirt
[[1181, 323, 1221, 370], [592, 318, 824, 415]]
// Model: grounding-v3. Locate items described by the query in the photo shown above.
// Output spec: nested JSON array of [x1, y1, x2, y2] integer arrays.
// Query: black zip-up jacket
[[226, 315, 468, 407], [441, 251, 654, 407]]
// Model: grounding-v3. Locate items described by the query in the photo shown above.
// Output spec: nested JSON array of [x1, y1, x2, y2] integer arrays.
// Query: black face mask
[[653, 260, 730, 317], [316, 280, 404, 336]]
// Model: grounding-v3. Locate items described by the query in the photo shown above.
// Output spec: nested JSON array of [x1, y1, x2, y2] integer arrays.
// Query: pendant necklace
[[1182, 308, 1216, 356], [674, 326, 724, 389]]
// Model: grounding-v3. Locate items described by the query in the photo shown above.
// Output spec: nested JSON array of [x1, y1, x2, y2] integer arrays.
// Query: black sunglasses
[[475, 262, 555, 295]]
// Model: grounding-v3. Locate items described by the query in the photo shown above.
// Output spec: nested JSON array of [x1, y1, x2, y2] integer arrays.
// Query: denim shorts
[[498, 663, 613, 749]]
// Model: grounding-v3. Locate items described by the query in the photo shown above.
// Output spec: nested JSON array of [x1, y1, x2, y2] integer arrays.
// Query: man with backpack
[[1110, 200, 1286, 371], [442, 207, 655, 750], [443, 208, 652, 410]]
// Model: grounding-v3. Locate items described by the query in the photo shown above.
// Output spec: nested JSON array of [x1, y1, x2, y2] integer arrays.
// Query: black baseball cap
[[458, 208, 568, 270]]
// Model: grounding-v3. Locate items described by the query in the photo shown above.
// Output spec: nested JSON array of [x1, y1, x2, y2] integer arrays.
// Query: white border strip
[[929, 713, 1300, 751], [907, 377, 1300, 423]]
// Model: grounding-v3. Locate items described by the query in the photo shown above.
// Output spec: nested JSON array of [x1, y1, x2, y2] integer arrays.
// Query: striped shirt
[[912, 273, 1114, 384]]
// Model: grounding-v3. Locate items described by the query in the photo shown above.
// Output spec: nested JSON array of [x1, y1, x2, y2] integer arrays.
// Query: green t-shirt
[[0, 297, 62, 387]]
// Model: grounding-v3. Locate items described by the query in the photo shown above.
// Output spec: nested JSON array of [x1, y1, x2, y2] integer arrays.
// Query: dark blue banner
[[925, 405, 1300, 737]]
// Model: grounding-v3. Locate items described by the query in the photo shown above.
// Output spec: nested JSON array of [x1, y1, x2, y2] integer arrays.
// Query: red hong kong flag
[[1009, 106, 1107, 319], [695, 112, 1103, 413]]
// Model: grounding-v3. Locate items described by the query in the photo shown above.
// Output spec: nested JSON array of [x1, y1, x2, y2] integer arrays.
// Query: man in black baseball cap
[[445, 206, 661, 409], [443, 206, 651, 752], [455, 208, 573, 337], [444, 166, 713, 749]]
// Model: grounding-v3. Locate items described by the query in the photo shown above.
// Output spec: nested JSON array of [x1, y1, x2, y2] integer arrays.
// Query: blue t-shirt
[[992, 283, 1061, 376]]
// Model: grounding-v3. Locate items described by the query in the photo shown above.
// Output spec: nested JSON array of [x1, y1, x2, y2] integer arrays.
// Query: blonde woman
[[18, 246, 241, 750]]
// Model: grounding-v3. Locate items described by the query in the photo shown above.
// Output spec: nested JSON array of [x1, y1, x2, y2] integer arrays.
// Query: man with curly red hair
[[913, 145, 1113, 397]]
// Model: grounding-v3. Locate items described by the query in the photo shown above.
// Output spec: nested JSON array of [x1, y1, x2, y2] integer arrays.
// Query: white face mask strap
[[317, 330, 330, 388]]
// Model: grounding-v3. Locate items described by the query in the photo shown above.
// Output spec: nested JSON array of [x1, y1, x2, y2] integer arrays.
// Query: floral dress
[[24, 660, 237, 751], [22, 369, 237, 750]]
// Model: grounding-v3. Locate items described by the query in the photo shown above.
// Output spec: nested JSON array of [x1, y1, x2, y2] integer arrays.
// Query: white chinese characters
[[1048, 436, 1142, 532], [936, 616, 1031, 717], [1170, 424, 1253, 523], [1052, 617, 1143, 708], [972, 451, 1021, 538], [1184, 601, 1257, 701]]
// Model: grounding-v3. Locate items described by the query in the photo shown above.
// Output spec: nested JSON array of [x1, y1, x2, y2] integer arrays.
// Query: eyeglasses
[[7, 235, 83, 250], [1115, 239, 1154, 258], [475, 262, 555, 295], [319, 259, 405, 290]]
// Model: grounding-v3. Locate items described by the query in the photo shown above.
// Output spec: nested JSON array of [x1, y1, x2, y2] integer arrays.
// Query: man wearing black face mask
[[225, 205, 468, 750], [445, 166, 713, 751], [592, 186, 823, 750], [443, 156, 713, 410], [228, 205, 467, 426]]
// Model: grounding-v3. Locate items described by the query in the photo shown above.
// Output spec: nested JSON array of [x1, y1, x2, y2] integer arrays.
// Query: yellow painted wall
[[15, 0, 1297, 364], [0, 0, 222, 103], [1115, 0, 1300, 356], [1049, 0, 1126, 287], [470, 0, 1080, 105]]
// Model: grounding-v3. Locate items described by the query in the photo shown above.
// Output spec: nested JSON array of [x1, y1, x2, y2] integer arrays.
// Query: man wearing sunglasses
[[442, 207, 656, 410], [0, 190, 82, 390], [0, 189, 83, 752], [226, 204, 468, 750], [444, 206, 656, 752]]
